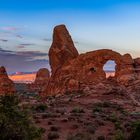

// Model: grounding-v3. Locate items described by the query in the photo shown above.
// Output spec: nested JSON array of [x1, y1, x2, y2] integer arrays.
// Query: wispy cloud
[[43, 38, 52, 42], [16, 35, 23, 39], [0, 39, 8, 42], [16, 51, 47, 58], [20, 43, 35, 46], [0, 48, 48, 73], [74, 41, 79, 44], [0, 27, 19, 32], [16, 46, 25, 49]]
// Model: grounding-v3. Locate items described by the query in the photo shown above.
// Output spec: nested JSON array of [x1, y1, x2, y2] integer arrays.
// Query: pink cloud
[[16, 35, 23, 38], [0, 27, 19, 31], [16, 46, 25, 49]]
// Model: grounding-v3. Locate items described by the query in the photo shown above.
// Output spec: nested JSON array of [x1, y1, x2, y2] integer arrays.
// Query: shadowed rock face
[[134, 58, 140, 77], [42, 25, 140, 96], [0, 66, 15, 95], [49, 24, 79, 74]]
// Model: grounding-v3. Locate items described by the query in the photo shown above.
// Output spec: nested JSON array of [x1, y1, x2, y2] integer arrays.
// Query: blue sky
[[0, 0, 140, 73]]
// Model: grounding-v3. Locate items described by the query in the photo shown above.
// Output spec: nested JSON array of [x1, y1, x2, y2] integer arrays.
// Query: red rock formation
[[49, 24, 79, 74], [0, 66, 15, 95], [42, 25, 140, 96], [34, 68, 50, 84], [28, 68, 50, 93], [116, 54, 136, 85]]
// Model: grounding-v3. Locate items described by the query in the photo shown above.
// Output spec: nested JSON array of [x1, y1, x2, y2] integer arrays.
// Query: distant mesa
[[0, 66, 15, 95], [0, 39, 8, 42]]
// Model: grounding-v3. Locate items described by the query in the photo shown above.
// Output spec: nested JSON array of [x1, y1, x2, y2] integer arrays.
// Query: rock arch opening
[[103, 60, 116, 78]]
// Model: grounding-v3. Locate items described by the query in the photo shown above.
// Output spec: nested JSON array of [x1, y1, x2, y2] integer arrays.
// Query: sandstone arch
[[71, 49, 123, 82], [43, 49, 133, 95]]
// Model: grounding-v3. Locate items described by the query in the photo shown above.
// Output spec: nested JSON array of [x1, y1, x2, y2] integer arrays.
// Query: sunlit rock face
[[42, 25, 140, 96], [28, 68, 50, 93], [49, 24, 79, 75], [0, 66, 15, 95]]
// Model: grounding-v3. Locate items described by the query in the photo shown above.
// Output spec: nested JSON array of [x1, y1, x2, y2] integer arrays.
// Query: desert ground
[[18, 81, 140, 140]]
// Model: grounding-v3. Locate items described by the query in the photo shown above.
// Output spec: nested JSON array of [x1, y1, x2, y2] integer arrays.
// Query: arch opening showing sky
[[103, 60, 116, 78]]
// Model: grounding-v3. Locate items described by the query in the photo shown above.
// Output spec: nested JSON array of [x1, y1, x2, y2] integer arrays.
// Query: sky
[[0, 0, 140, 73]]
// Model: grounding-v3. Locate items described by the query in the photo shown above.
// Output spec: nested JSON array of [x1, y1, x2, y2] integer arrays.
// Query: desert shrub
[[34, 104, 48, 112], [97, 135, 105, 140], [129, 121, 140, 140], [48, 132, 59, 140], [50, 126, 60, 131], [71, 107, 85, 113], [109, 113, 118, 123], [86, 125, 96, 134], [0, 95, 44, 140], [113, 129, 124, 140], [67, 133, 92, 140], [92, 106, 102, 113], [42, 112, 58, 119], [114, 121, 121, 130], [107, 113, 122, 130], [102, 101, 112, 107], [92, 102, 110, 113]]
